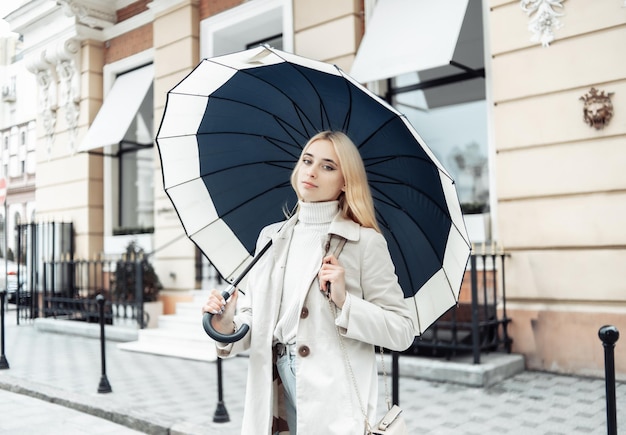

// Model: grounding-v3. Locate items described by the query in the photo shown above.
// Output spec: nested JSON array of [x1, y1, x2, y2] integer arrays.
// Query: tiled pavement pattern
[[0, 314, 624, 434]]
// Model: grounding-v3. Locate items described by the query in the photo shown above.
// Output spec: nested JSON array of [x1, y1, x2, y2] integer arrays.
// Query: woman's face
[[296, 139, 345, 202]]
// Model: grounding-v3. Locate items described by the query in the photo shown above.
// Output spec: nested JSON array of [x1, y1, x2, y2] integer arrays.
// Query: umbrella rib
[[370, 178, 451, 219], [202, 160, 296, 177], [164, 159, 296, 191], [189, 181, 293, 237], [371, 183, 446, 283], [365, 154, 454, 183], [375, 210, 418, 295], [195, 130, 302, 158], [368, 173, 452, 220], [207, 54, 330, 138], [267, 50, 335, 132], [201, 94, 318, 146], [369, 166, 471, 254]]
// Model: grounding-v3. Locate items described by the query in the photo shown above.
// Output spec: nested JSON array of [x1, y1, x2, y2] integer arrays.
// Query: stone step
[[118, 318, 216, 361], [173, 303, 204, 318], [118, 337, 217, 362], [117, 289, 221, 362], [157, 315, 200, 330]]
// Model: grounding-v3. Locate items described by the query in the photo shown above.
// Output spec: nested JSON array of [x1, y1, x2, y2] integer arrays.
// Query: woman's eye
[[323, 165, 335, 171]]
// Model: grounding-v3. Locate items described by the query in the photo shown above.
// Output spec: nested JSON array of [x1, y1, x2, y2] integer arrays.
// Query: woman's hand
[[319, 254, 347, 308], [202, 288, 238, 334]]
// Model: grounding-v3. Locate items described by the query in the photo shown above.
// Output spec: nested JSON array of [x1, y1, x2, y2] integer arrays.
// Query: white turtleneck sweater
[[273, 200, 339, 345]]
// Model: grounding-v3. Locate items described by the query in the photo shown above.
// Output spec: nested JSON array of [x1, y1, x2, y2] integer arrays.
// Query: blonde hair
[[290, 131, 380, 232]]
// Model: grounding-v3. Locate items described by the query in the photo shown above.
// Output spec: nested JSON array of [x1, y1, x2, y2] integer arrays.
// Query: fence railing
[[37, 252, 158, 328], [405, 249, 511, 363]]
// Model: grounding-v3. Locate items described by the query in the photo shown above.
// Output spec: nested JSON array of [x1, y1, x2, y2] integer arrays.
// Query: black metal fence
[[405, 249, 512, 363], [10, 222, 74, 324], [10, 222, 161, 329], [39, 252, 156, 328]]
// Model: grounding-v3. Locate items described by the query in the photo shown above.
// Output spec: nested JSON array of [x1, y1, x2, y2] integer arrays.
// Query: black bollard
[[598, 325, 619, 435], [213, 357, 230, 422], [0, 290, 9, 369], [96, 294, 112, 393]]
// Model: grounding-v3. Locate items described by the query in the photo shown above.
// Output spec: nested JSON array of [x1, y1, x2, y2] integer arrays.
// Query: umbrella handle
[[201, 240, 275, 343], [202, 287, 250, 343]]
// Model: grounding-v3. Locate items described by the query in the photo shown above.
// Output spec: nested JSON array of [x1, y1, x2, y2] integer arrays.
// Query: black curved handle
[[201, 240, 275, 343], [202, 288, 250, 343]]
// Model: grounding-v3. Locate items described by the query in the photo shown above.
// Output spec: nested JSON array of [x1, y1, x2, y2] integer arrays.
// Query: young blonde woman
[[203, 131, 414, 435]]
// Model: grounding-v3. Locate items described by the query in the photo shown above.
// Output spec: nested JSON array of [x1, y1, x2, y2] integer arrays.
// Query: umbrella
[[155, 45, 470, 341]]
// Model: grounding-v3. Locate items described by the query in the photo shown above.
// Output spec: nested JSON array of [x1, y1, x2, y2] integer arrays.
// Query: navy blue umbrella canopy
[[156, 45, 470, 335]]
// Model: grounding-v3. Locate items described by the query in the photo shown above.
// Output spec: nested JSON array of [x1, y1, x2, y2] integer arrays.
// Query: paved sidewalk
[[0, 311, 624, 434], [0, 389, 144, 434]]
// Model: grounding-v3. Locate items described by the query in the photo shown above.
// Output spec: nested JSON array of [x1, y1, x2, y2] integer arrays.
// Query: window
[[385, 0, 489, 215], [115, 78, 154, 234], [200, 0, 292, 58], [246, 33, 283, 50], [391, 73, 489, 214]]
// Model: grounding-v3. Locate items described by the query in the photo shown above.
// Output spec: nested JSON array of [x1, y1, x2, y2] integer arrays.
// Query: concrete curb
[[395, 353, 525, 387], [34, 318, 139, 342]]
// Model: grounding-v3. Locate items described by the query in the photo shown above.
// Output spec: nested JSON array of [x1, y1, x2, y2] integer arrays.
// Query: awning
[[350, 0, 483, 83], [78, 64, 154, 153]]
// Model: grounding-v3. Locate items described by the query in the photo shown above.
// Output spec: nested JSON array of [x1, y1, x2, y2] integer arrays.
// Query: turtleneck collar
[[297, 200, 339, 225]]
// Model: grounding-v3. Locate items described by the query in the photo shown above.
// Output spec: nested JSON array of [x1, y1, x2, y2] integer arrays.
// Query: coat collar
[[271, 209, 361, 243], [328, 212, 360, 242]]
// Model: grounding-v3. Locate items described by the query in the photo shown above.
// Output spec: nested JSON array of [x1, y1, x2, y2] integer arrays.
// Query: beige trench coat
[[216, 212, 415, 435]]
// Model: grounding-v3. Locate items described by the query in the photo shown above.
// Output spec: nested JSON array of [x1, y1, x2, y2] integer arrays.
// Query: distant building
[[0, 28, 36, 261]]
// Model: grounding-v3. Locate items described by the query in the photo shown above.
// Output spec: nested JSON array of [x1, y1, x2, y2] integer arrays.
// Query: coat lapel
[[268, 216, 296, 327]]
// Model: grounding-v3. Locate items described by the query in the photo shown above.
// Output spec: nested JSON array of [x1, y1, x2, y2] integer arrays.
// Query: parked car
[[0, 260, 28, 304]]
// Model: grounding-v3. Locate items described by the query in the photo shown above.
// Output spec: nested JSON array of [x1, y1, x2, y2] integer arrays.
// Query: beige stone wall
[[293, 0, 363, 69], [152, 0, 201, 294], [488, 0, 626, 374]]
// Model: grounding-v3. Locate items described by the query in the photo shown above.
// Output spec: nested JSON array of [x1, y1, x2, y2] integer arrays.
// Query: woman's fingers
[[202, 288, 237, 315], [202, 298, 224, 315], [319, 254, 348, 305], [322, 254, 338, 265]]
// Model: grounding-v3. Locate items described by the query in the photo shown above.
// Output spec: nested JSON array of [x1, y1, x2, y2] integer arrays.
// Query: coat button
[[300, 307, 309, 319], [298, 345, 310, 357]]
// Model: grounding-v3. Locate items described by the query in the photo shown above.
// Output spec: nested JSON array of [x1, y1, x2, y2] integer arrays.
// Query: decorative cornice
[[57, 0, 116, 30], [520, 0, 565, 47]]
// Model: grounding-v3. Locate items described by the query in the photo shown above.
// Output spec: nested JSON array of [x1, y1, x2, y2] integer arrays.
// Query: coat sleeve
[[339, 230, 415, 351], [215, 224, 275, 357]]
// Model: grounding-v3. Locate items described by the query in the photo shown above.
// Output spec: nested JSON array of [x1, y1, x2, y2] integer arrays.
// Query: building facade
[[0, 23, 37, 261], [1, 0, 624, 377]]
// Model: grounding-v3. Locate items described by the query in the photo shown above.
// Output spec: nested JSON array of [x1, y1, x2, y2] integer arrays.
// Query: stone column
[[150, 0, 201, 299]]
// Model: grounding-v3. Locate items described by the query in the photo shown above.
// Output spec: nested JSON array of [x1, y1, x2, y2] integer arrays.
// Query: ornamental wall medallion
[[579, 88, 614, 130], [520, 0, 565, 47]]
